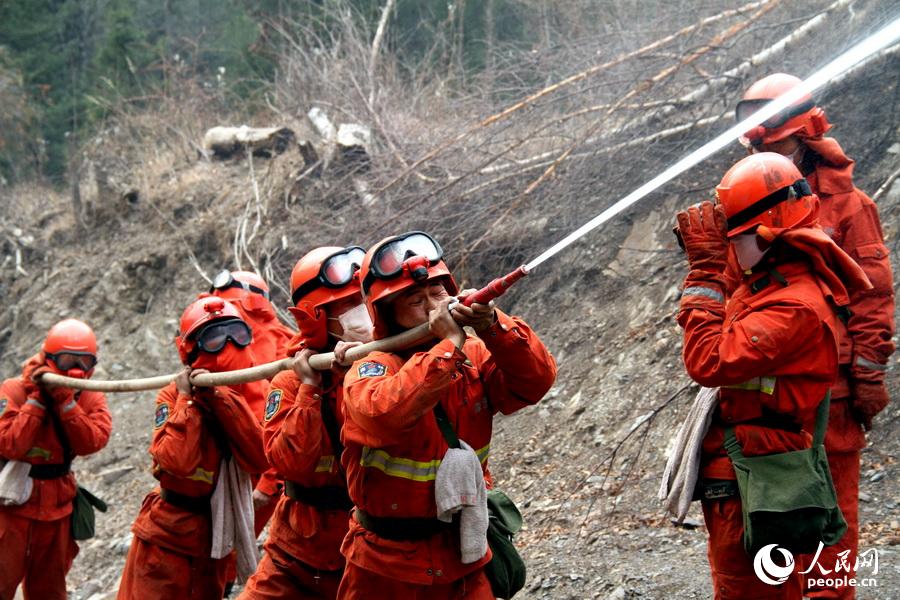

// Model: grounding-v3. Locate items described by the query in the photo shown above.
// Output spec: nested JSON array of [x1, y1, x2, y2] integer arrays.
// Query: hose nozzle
[[461, 265, 529, 306]]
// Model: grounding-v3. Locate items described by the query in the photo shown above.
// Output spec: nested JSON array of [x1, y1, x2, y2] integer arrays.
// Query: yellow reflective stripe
[[360, 443, 491, 482], [315, 455, 335, 473], [723, 376, 776, 395], [360, 447, 441, 482], [475, 443, 490, 463], [187, 467, 214, 485], [26, 447, 52, 460]]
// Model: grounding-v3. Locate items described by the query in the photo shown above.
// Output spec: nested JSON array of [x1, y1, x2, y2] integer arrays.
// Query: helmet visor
[[736, 98, 817, 134], [370, 232, 443, 279], [291, 246, 366, 306], [195, 319, 253, 353], [48, 351, 97, 372]]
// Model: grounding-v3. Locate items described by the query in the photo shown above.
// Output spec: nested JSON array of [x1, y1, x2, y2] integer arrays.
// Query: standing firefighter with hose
[[117, 297, 268, 599], [0, 319, 111, 600], [241, 245, 371, 599], [336, 231, 557, 599], [204, 269, 295, 576], [675, 153, 871, 599], [736, 74, 895, 599]]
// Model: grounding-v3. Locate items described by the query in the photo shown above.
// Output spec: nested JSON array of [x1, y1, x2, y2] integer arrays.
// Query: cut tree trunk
[[203, 126, 296, 159]]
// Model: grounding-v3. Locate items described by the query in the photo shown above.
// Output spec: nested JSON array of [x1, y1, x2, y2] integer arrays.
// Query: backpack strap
[[433, 403, 460, 449], [44, 391, 74, 468], [723, 390, 831, 461], [319, 390, 345, 463]]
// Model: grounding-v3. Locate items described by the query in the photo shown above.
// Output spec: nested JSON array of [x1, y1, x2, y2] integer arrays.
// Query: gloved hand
[[29, 365, 71, 405], [675, 202, 729, 273], [850, 380, 890, 431]]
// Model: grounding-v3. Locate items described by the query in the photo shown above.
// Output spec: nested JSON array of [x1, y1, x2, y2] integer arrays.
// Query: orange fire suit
[[679, 229, 869, 600], [799, 137, 895, 600], [0, 355, 111, 600], [117, 382, 268, 600], [240, 367, 352, 599], [338, 310, 556, 599], [224, 294, 294, 531]]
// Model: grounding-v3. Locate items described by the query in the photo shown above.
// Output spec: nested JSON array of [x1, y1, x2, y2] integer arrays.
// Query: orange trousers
[[0, 511, 78, 600], [702, 497, 803, 599], [336, 562, 493, 600], [803, 451, 860, 600], [116, 536, 229, 600], [239, 541, 342, 599]]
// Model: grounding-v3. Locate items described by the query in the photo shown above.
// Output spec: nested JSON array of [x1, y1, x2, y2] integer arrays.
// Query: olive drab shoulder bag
[[434, 404, 527, 599], [46, 393, 108, 541], [723, 392, 846, 555]]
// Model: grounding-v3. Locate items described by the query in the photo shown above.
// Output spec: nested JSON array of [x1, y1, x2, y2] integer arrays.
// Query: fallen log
[[203, 125, 296, 159]]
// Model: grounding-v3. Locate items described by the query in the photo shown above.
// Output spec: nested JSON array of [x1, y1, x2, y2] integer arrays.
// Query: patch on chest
[[154, 403, 169, 429], [358, 362, 387, 378], [264, 389, 283, 421]]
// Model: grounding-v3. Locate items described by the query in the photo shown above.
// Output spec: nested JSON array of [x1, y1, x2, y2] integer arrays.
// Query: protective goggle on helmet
[[290, 246, 366, 306], [210, 271, 270, 300], [362, 232, 443, 294]]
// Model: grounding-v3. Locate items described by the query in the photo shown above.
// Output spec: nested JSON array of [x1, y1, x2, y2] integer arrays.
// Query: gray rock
[[870, 471, 885, 483], [99, 465, 134, 485], [607, 587, 627, 600]]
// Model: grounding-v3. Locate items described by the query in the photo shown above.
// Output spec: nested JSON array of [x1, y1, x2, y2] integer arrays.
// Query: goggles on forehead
[[186, 318, 252, 364], [47, 351, 97, 372], [735, 98, 816, 145], [724, 178, 813, 233], [210, 271, 270, 300], [291, 246, 366, 306], [369, 232, 443, 280]]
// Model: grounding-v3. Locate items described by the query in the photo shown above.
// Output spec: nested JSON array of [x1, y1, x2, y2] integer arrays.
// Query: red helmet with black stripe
[[737, 73, 831, 147], [716, 152, 818, 238], [359, 231, 458, 340]]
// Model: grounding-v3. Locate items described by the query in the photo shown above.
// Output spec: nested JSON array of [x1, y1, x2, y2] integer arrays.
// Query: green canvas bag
[[45, 393, 108, 541], [483, 489, 527, 599], [433, 404, 527, 598], [723, 392, 847, 555], [71, 486, 108, 541]]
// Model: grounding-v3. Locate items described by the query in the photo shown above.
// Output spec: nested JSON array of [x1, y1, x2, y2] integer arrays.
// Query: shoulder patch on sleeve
[[357, 362, 387, 378], [0, 398, 7, 416], [265, 389, 283, 421], [154, 403, 169, 429]]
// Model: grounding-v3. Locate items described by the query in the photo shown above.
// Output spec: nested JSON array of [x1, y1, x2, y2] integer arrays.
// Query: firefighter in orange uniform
[[207, 270, 295, 367], [736, 74, 895, 599], [677, 153, 871, 599], [117, 297, 268, 600], [241, 245, 370, 599], [0, 319, 111, 600], [337, 231, 557, 599], [206, 270, 296, 540]]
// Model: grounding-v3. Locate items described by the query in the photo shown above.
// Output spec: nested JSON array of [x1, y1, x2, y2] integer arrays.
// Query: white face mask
[[329, 304, 373, 343], [732, 233, 769, 271]]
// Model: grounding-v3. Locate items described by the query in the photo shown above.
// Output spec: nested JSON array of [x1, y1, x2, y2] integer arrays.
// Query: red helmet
[[360, 231, 458, 340], [209, 270, 273, 313], [736, 73, 831, 147], [289, 246, 366, 349], [43, 319, 98, 376], [716, 152, 818, 238], [176, 297, 245, 363]]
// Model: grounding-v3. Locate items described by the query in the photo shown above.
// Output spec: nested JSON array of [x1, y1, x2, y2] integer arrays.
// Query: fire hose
[[40, 14, 900, 393]]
